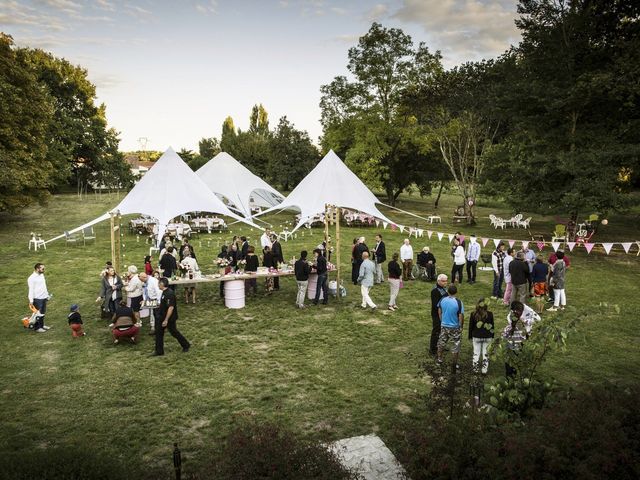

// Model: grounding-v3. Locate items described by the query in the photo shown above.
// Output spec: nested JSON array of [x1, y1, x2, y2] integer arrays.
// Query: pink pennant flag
[[522, 240, 529, 250], [621, 242, 632, 253], [493, 238, 501, 248], [566, 241, 576, 252], [437, 232, 444, 241], [508, 240, 516, 248], [481, 237, 489, 247], [584, 242, 595, 254], [602, 243, 613, 255], [551, 242, 561, 252], [427, 230, 433, 239], [536, 241, 545, 251], [390, 224, 396, 231], [447, 233, 454, 243]]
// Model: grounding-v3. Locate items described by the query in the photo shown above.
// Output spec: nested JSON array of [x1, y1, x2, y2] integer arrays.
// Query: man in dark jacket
[[373, 234, 386, 284], [352, 237, 369, 285], [271, 234, 284, 290], [159, 247, 178, 286], [313, 248, 328, 305], [294, 250, 311, 308], [151, 277, 190, 356], [509, 251, 530, 304], [240, 236, 249, 260], [430, 274, 449, 355]]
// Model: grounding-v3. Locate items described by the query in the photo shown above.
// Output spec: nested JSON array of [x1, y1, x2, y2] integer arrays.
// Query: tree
[[320, 23, 444, 204], [220, 116, 236, 152], [249, 103, 269, 136], [269, 116, 319, 191], [198, 137, 220, 159], [0, 33, 54, 212], [482, 0, 640, 224]]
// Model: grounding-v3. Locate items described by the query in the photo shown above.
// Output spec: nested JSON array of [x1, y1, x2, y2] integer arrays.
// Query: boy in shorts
[[437, 284, 465, 369]]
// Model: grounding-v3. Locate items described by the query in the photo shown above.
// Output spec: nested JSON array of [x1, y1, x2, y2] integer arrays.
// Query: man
[[357, 251, 377, 310], [372, 234, 386, 284], [27, 263, 51, 333], [352, 237, 369, 285], [508, 301, 541, 335], [313, 248, 328, 305], [179, 238, 196, 262], [139, 272, 160, 335], [270, 234, 284, 291], [159, 246, 178, 278], [466, 235, 481, 284], [437, 284, 464, 368], [522, 245, 536, 290], [152, 277, 190, 356], [240, 236, 249, 260], [260, 229, 272, 250], [491, 242, 506, 299], [430, 274, 448, 355], [509, 251, 530, 304], [417, 247, 437, 281], [400, 238, 414, 281], [502, 248, 515, 306], [294, 250, 311, 308]]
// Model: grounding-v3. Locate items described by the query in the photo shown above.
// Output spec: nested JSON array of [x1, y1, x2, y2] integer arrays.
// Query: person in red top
[[144, 255, 154, 275]]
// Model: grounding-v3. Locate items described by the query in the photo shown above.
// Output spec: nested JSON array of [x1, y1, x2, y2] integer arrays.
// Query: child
[[68, 304, 85, 337]]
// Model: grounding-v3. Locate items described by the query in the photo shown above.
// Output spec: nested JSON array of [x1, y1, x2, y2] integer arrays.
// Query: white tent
[[258, 150, 395, 231], [46, 147, 254, 244], [196, 152, 284, 219]]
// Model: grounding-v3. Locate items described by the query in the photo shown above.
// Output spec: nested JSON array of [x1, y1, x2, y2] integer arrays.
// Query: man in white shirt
[[466, 235, 481, 284], [28, 263, 50, 333], [260, 229, 272, 251], [400, 238, 414, 281], [139, 272, 160, 334]]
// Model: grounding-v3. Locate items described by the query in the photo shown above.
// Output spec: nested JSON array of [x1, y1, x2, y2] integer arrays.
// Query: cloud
[[13, 34, 68, 49], [392, 0, 520, 65], [35, 0, 82, 11], [333, 33, 361, 44], [0, 1, 67, 31], [330, 6, 347, 15], [195, 0, 217, 15], [90, 72, 124, 90], [364, 3, 388, 22], [94, 0, 115, 11], [125, 4, 152, 17]]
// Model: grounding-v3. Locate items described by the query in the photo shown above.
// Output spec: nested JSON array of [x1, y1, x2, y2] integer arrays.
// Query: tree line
[[0, 33, 133, 213], [320, 0, 640, 222]]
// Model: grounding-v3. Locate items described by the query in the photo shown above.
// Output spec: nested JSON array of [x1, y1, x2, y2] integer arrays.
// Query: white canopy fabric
[[46, 148, 254, 245], [45, 212, 112, 244], [258, 149, 395, 231], [196, 152, 284, 219]]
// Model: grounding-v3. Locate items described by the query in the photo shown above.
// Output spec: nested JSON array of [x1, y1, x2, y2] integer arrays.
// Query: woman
[[548, 251, 567, 311], [451, 239, 465, 284], [502, 248, 514, 306], [531, 255, 549, 313], [502, 306, 527, 377], [124, 265, 143, 324], [387, 252, 402, 311], [263, 245, 275, 292], [144, 255, 154, 275], [351, 238, 359, 285], [244, 245, 259, 295], [99, 266, 123, 317], [180, 251, 199, 304], [468, 299, 494, 374]]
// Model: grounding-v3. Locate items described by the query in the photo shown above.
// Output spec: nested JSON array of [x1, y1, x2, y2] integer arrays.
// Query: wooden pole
[[114, 213, 121, 273], [335, 206, 341, 300], [110, 213, 116, 268]]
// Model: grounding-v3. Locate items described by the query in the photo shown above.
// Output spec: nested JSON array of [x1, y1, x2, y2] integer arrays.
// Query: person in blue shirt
[[437, 284, 465, 368]]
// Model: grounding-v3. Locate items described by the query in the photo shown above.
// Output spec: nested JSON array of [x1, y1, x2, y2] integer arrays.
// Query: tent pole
[[336, 206, 341, 301], [110, 213, 116, 269], [114, 213, 122, 273]]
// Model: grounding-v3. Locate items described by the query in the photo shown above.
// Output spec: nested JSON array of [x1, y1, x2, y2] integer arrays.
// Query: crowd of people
[[26, 227, 570, 372]]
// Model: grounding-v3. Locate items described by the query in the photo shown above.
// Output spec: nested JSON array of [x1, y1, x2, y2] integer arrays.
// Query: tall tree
[[0, 33, 54, 212], [320, 23, 444, 204], [220, 116, 236, 152], [198, 137, 220, 159]]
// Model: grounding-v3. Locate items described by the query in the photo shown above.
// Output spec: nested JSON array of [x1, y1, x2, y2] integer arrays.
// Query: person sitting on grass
[[68, 304, 85, 338], [437, 284, 464, 369], [111, 301, 139, 345]]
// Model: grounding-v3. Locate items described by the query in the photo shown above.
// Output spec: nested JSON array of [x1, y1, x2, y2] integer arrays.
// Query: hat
[[70, 304, 79, 312]]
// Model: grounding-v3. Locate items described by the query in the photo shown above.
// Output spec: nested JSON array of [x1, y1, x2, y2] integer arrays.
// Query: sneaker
[[35, 328, 47, 333], [547, 307, 558, 312], [108, 323, 114, 328], [113, 339, 119, 344], [42, 325, 51, 330], [393, 305, 399, 310], [490, 296, 498, 300], [371, 306, 377, 311], [388, 306, 395, 311], [361, 305, 367, 309], [182, 346, 190, 353]]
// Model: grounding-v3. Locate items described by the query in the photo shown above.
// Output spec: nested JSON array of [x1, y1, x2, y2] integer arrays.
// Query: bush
[[190, 420, 359, 480], [397, 383, 640, 480]]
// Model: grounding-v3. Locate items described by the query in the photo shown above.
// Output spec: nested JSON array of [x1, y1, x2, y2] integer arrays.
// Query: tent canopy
[[196, 152, 284, 219], [258, 150, 395, 231], [46, 148, 255, 245]]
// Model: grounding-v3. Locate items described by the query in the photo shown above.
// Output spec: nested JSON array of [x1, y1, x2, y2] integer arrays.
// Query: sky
[[1, 0, 521, 152]]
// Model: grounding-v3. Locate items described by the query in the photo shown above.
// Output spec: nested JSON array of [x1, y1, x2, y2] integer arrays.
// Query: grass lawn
[[1, 191, 639, 473]]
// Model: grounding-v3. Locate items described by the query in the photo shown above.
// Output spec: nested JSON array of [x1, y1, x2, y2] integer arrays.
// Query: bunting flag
[[375, 220, 380, 227], [566, 241, 576, 252], [508, 240, 516, 248], [536, 241, 545, 251], [551, 242, 561, 252], [481, 237, 490, 247], [493, 238, 501, 248], [391, 224, 398, 231], [382, 222, 388, 230], [602, 243, 614, 255], [427, 230, 433, 239], [522, 240, 529, 250], [621, 242, 632, 253], [398, 225, 404, 233], [418, 229, 424, 237], [584, 242, 595, 254], [447, 233, 454, 243], [437, 232, 444, 241]]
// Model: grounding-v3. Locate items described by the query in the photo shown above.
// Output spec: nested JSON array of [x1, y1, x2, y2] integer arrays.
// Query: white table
[[29, 235, 46, 251], [427, 215, 441, 224]]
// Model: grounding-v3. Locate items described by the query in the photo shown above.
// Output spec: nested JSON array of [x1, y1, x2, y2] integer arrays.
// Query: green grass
[[0, 191, 639, 474]]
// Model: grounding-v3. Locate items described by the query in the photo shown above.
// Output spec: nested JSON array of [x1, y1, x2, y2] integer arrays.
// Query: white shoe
[[108, 323, 114, 328], [42, 325, 51, 330], [35, 328, 47, 333], [547, 307, 558, 312]]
